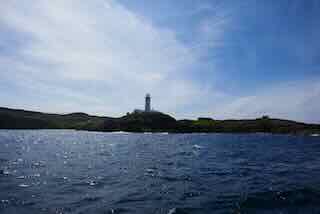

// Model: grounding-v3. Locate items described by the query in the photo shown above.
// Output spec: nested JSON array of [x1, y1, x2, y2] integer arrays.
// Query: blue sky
[[0, 0, 319, 122]]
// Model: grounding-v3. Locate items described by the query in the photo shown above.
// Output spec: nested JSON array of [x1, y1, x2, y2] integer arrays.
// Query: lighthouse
[[145, 93, 151, 112]]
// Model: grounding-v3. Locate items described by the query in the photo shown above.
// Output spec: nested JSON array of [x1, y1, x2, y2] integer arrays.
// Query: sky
[[0, 0, 320, 123]]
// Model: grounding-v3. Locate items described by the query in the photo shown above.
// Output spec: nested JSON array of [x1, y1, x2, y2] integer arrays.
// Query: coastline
[[1, 106, 319, 135]]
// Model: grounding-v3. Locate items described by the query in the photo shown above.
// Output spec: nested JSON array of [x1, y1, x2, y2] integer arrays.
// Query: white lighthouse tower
[[145, 93, 151, 112]]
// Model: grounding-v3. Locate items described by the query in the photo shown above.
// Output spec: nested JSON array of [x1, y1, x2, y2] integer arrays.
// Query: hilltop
[[103, 111, 177, 132], [0, 107, 319, 135], [0, 107, 106, 130]]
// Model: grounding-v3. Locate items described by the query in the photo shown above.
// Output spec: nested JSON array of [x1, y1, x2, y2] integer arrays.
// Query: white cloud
[[213, 79, 320, 123], [0, 0, 319, 123], [0, 0, 205, 116]]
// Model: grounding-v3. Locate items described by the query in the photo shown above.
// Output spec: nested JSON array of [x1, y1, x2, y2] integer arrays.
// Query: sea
[[0, 130, 320, 214]]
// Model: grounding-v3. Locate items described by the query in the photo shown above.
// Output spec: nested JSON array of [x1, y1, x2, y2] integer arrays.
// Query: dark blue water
[[0, 130, 320, 214]]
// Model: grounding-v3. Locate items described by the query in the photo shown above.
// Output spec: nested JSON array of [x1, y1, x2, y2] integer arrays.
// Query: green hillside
[[0, 107, 106, 130], [0, 107, 319, 134]]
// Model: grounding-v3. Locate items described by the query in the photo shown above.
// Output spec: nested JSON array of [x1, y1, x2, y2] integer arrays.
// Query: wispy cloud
[[0, 0, 206, 116], [0, 0, 319, 123], [193, 1, 235, 53], [214, 79, 320, 123]]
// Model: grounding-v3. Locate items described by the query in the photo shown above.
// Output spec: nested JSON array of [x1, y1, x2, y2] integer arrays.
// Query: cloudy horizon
[[1, 0, 319, 123]]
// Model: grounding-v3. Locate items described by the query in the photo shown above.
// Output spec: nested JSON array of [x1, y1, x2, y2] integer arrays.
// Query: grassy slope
[[0, 107, 106, 130], [175, 117, 320, 134], [0, 107, 319, 134], [102, 111, 177, 132]]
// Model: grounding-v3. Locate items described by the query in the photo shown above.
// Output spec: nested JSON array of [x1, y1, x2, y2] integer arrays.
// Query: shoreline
[[1, 106, 319, 135], [0, 128, 319, 136]]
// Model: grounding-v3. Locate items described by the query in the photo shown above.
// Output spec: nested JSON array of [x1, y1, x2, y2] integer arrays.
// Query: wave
[[234, 187, 320, 213]]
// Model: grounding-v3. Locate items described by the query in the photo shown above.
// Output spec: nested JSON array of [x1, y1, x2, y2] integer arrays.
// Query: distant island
[[0, 107, 319, 135], [1, 94, 319, 135]]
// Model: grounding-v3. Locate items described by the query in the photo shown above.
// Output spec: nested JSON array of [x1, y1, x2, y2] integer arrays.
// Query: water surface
[[0, 130, 320, 213]]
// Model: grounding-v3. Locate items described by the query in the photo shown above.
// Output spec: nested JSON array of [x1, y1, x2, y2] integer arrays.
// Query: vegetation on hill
[[103, 111, 177, 132], [0, 107, 319, 135], [174, 117, 319, 134], [0, 107, 105, 130]]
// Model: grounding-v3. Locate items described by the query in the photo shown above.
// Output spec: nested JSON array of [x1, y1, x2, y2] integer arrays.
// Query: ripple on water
[[89, 181, 96, 186], [193, 144, 203, 149], [144, 168, 157, 176], [87, 180, 99, 186], [166, 207, 201, 214], [180, 191, 201, 200], [106, 208, 131, 214], [0, 169, 11, 175], [32, 161, 46, 168], [168, 208, 176, 214], [33, 173, 40, 177], [71, 195, 103, 208], [1, 130, 320, 213], [18, 184, 30, 188], [235, 187, 320, 213], [0, 158, 8, 163]]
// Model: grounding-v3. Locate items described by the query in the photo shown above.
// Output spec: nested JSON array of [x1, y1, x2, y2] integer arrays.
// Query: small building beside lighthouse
[[145, 93, 151, 112], [132, 93, 155, 114]]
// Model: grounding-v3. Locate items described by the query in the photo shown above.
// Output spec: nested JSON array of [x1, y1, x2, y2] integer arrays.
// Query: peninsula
[[0, 106, 319, 135]]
